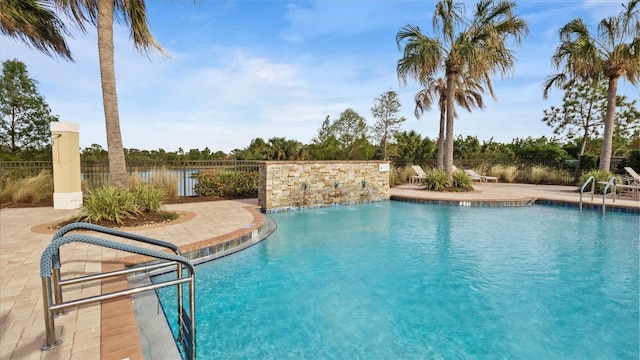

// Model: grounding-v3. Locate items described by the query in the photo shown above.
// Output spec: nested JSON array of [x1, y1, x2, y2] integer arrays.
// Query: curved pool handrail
[[602, 176, 617, 215], [49, 222, 185, 317], [579, 176, 595, 212], [53, 222, 180, 253], [40, 233, 196, 357], [41, 233, 193, 278]]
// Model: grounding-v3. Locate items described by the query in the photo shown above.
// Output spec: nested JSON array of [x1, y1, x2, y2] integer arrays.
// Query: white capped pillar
[[50, 122, 82, 209]]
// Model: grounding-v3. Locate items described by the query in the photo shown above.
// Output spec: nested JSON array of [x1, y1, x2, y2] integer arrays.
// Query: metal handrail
[[40, 233, 196, 359], [602, 176, 617, 215], [579, 176, 595, 212], [49, 222, 184, 320]]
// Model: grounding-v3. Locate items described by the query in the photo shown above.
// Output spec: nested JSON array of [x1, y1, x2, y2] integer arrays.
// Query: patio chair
[[463, 169, 483, 182], [411, 165, 427, 185], [464, 169, 498, 183], [619, 167, 640, 199], [624, 167, 640, 185]]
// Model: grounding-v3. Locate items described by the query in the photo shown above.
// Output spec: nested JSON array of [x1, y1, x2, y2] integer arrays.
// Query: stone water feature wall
[[258, 161, 390, 212]]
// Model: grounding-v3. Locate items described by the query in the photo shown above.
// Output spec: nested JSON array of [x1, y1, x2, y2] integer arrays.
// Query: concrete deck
[[0, 184, 638, 359]]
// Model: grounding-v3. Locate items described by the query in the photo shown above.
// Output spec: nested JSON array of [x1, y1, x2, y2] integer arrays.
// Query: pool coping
[[390, 194, 640, 214]]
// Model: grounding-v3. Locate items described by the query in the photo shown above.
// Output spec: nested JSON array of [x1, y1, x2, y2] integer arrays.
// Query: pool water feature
[[155, 202, 639, 359]]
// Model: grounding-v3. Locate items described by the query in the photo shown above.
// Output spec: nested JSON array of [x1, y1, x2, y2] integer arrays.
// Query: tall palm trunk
[[598, 76, 618, 172], [98, 0, 128, 188], [444, 71, 457, 182], [437, 107, 445, 169]]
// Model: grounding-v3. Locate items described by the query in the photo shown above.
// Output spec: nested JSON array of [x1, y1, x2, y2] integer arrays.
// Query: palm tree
[[395, 130, 423, 163], [0, 0, 72, 60], [55, 0, 166, 188], [411, 76, 485, 169], [543, 0, 639, 172], [397, 0, 528, 181]]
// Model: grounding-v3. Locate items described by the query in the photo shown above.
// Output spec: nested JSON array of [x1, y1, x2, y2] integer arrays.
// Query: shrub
[[475, 163, 492, 175], [77, 186, 140, 224], [580, 154, 599, 172], [490, 165, 518, 183], [578, 170, 614, 194], [0, 170, 53, 205], [627, 150, 640, 173], [548, 168, 573, 186], [529, 166, 550, 184], [128, 173, 144, 188], [151, 167, 179, 200], [423, 168, 448, 191], [390, 165, 415, 186], [389, 166, 401, 186], [452, 169, 473, 189], [130, 184, 166, 213], [193, 171, 258, 198]]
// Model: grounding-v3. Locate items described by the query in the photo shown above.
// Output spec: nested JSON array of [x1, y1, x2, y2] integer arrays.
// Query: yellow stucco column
[[50, 122, 82, 210]]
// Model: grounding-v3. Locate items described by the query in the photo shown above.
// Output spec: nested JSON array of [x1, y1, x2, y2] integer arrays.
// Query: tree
[[308, 116, 340, 160], [543, 79, 640, 158], [312, 116, 334, 144], [233, 138, 269, 160], [371, 90, 406, 160], [0, 0, 73, 60], [0, 59, 58, 156], [410, 76, 485, 169], [397, 0, 528, 182], [508, 136, 570, 162], [543, 0, 640, 171], [332, 108, 370, 160], [81, 143, 108, 161], [55, 0, 167, 188], [394, 130, 436, 163]]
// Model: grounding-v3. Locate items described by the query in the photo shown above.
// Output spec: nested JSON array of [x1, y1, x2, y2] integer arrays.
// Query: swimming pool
[[156, 202, 639, 359]]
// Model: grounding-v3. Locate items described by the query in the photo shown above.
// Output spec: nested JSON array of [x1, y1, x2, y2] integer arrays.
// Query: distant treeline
[[2, 133, 638, 173]]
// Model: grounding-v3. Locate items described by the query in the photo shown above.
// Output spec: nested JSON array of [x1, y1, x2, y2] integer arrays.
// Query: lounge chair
[[411, 165, 427, 185], [624, 167, 640, 185], [464, 169, 498, 183], [619, 167, 640, 199], [463, 169, 483, 182]]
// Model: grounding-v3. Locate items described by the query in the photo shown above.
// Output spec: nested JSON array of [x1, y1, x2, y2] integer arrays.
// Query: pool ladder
[[579, 176, 618, 215], [39, 222, 197, 359]]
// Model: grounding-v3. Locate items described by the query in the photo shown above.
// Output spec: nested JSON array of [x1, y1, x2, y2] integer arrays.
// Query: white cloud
[[1, 0, 637, 154]]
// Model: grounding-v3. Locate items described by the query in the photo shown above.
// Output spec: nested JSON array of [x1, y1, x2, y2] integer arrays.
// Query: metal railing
[[1, 160, 259, 196], [40, 223, 196, 359], [602, 176, 618, 215], [579, 176, 595, 212]]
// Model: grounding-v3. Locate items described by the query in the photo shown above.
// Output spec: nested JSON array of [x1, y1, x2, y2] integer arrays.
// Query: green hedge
[[193, 171, 258, 198]]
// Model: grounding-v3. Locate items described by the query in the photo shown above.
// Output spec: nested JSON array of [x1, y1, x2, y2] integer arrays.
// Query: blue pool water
[[156, 202, 639, 359]]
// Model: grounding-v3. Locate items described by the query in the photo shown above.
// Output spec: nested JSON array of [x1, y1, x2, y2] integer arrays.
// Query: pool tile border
[[390, 194, 640, 214], [264, 199, 389, 213], [390, 195, 536, 207], [534, 199, 640, 214]]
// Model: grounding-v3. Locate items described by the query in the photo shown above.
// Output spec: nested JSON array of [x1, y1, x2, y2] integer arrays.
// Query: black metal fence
[[0, 158, 627, 193], [1, 160, 259, 196]]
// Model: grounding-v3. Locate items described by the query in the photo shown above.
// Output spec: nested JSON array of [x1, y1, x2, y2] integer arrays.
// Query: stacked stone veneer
[[258, 161, 390, 212]]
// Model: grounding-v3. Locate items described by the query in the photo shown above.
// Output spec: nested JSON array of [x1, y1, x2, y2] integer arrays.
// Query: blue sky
[[1, 0, 637, 153]]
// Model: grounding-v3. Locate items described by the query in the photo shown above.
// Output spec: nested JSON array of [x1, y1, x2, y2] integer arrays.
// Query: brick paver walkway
[[1, 199, 259, 360]]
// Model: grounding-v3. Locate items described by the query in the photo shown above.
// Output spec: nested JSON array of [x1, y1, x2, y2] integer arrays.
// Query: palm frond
[[0, 0, 73, 60]]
